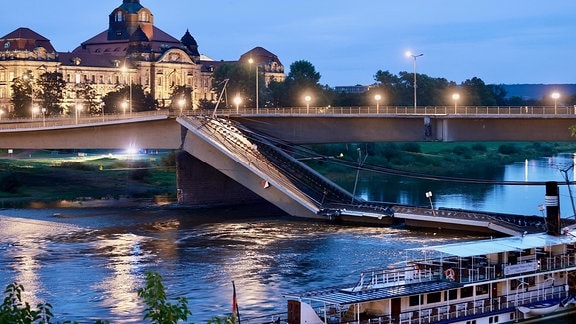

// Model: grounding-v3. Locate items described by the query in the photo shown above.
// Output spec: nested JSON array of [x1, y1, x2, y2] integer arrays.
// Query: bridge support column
[[176, 150, 263, 206]]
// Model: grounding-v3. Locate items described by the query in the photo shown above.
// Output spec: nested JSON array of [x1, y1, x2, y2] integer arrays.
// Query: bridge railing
[[217, 105, 576, 116], [2, 105, 575, 131]]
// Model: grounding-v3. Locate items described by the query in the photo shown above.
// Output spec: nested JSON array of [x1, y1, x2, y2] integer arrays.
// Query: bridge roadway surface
[[1, 106, 576, 236]]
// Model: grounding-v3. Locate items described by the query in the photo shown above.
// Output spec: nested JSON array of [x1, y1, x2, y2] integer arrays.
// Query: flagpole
[[232, 281, 241, 324]]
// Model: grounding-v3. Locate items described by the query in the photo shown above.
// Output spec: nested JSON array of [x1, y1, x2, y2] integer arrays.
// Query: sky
[[3, 0, 576, 87]]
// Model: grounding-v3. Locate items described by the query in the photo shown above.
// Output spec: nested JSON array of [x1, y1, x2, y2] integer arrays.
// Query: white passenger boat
[[285, 182, 576, 323]]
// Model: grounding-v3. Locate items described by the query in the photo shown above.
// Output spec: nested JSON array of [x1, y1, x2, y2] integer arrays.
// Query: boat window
[[444, 289, 458, 301], [427, 292, 441, 304], [409, 295, 421, 306], [476, 284, 489, 295], [461, 286, 473, 298]]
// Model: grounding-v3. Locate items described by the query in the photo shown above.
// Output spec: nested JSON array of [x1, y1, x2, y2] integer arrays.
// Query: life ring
[[445, 268, 455, 280]]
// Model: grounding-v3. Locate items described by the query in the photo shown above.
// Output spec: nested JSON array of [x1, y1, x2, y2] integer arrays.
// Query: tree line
[[8, 61, 576, 118]]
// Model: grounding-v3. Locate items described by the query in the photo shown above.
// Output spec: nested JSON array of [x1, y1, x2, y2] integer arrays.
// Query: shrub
[[0, 282, 53, 323], [138, 271, 192, 324], [0, 173, 20, 193], [498, 144, 518, 155]]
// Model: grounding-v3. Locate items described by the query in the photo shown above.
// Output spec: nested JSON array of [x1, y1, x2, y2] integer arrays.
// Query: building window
[[409, 295, 421, 307], [115, 11, 123, 22]]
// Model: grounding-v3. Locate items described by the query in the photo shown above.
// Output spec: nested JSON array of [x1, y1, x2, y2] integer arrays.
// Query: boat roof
[[411, 230, 576, 258], [287, 281, 462, 306]]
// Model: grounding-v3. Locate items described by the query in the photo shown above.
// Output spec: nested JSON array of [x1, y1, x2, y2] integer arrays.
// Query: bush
[[138, 271, 192, 324], [401, 142, 421, 153], [498, 144, 518, 155], [0, 282, 53, 323], [0, 173, 20, 193]]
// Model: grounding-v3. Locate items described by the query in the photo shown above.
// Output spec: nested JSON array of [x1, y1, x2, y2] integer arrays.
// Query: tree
[[10, 75, 33, 118], [284, 60, 323, 107], [211, 63, 253, 109], [169, 85, 193, 112], [36, 71, 66, 115], [101, 84, 155, 114], [74, 82, 101, 115]]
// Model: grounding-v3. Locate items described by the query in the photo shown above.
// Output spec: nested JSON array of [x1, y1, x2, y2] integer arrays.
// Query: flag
[[232, 281, 241, 324]]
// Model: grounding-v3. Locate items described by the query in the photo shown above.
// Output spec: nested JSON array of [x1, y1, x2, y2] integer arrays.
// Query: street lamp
[[41, 107, 46, 127], [305, 95, 311, 114], [0, 109, 3, 120], [374, 94, 382, 114], [121, 100, 128, 116], [248, 58, 259, 113], [551, 92, 560, 114], [75, 103, 83, 125], [121, 64, 132, 116], [452, 93, 460, 114], [406, 51, 423, 110], [425, 191, 436, 216], [233, 95, 242, 114], [178, 98, 186, 116]]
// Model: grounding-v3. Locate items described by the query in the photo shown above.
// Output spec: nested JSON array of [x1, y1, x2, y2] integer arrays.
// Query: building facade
[[0, 0, 284, 115]]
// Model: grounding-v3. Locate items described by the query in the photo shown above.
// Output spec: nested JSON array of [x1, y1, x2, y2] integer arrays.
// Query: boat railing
[[342, 285, 568, 324]]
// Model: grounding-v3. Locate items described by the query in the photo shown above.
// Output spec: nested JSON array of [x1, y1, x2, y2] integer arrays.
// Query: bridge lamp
[[406, 51, 423, 110], [32, 106, 39, 119], [75, 103, 83, 125], [305, 95, 311, 114], [374, 94, 382, 114], [41, 107, 46, 127], [178, 98, 186, 116], [551, 92, 560, 114], [121, 64, 132, 116], [233, 95, 242, 114], [425, 191, 436, 216], [452, 93, 460, 114], [121, 101, 128, 116]]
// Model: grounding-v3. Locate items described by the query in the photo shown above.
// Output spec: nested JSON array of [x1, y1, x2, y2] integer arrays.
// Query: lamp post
[[233, 95, 242, 114], [178, 98, 186, 116], [121, 101, 128, 117], [425, 191, 436, 216], [0, 109, 3, 120], [248, 58, 258, 113], [75, 103, 82, 125], [452, 93, 460, 114], [23, 72, 34, 118], [305, 95, 311, 114], [41, 107, 46, 127], [374, 94, 382, 114], [121, 64, 132, 116], [551, 92, 560, 114], [406, 51, 423, 110]]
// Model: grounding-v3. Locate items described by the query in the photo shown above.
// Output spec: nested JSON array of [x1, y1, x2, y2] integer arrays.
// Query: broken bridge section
[[176, 115, 394, 221]]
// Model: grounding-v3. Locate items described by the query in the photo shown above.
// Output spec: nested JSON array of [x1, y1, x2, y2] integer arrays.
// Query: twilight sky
[[3, 0, 575, 87]]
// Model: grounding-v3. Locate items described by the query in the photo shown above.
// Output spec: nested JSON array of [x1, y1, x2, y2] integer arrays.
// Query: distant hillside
[[500, 84, 576, 100]]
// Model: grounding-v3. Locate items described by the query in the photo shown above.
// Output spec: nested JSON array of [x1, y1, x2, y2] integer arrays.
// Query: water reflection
[[337, 153, 576, 218]]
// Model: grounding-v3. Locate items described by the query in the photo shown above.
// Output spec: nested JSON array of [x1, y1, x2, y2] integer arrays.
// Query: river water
[[1, 153, 576, 323]]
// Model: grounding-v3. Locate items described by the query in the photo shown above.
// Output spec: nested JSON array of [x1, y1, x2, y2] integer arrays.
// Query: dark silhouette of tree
[[10, 75, 33, 117], [36, 71, 66, 115], [284, 60, 323, 107]]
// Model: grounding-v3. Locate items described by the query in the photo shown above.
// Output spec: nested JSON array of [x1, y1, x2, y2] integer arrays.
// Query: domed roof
[[118, 0, 144, 13]]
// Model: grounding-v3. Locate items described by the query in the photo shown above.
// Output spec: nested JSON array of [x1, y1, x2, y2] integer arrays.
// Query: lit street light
[[305, 95, 311, 114], [452, 93, 460, 114], [121, 101, 128, 116], [121, 64, 132, 116], [551, 92, 560, 114], [406, 51, 423, 110], [248, 58, 259, 113], [425, 191, 436, 216], [374, 94, 382, 114], [178, 98, 186, 116], [233, 95, 242, 114], [75, 103, 83, 125]]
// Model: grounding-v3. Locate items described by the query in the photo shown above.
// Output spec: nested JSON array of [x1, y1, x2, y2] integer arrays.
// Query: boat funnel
[[545, 181, 561, 236]]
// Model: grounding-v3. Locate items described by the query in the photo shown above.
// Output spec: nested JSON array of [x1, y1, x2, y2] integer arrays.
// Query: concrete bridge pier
[[176, 150, 263, 206]]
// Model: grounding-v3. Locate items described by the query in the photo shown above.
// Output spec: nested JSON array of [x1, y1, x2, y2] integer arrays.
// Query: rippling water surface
[[0, 205, 481, 323]]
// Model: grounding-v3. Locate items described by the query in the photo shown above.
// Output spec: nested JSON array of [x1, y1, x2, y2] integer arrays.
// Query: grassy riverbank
[[0, 149, 177, 206], [1, 142, 576, 205], [303, 141, 576, 180]]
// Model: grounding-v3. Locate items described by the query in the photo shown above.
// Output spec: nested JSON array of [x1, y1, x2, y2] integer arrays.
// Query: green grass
[[0, 150, 177, 202]]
